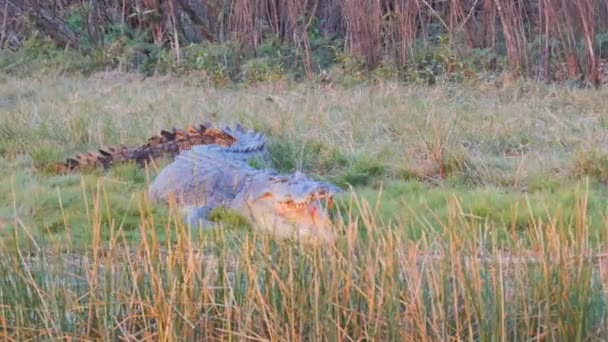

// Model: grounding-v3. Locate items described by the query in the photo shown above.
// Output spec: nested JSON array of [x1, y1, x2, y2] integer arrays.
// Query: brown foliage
[[342, 0, 382, 68], [0, 0, 605, 84]]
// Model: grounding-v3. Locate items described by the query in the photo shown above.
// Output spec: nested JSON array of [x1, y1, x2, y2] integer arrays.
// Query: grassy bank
[[1, 73, 608, 339]]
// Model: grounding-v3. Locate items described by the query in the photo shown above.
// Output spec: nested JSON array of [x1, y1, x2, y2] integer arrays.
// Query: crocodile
[[51, 122, 342, 243], [149, 125, 342, 244], [49, 123, 236, 173]]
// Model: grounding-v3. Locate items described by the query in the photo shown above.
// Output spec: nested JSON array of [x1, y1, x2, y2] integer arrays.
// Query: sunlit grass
[[1, 182, 607, 340], [1, 73, 608, 339]]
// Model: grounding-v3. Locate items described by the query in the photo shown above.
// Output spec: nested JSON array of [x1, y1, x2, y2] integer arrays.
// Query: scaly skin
[[149, 125, 341, 244], [49, 123, 236, 173]]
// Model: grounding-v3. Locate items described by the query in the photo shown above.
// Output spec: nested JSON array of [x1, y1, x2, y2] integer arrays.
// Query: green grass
[[1, 73, 608, 339]]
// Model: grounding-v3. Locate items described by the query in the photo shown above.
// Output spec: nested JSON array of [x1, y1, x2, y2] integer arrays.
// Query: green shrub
[[240, 57, 286, 83], [326, 50, 368, 86], [0, 35, 89, 74], [596, 32, 608, 59], [177, 41, 239, 84]]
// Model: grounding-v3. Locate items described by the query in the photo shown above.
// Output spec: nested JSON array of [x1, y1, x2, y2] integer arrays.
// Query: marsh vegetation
[[1, 73, 608, 339]]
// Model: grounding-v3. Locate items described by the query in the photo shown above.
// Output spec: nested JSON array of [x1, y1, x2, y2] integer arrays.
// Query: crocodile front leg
[[182, 206, 216, 229]]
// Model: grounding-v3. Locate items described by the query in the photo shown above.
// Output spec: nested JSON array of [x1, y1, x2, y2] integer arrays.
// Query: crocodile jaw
[[251, 200, 336, 244], [273, 193, 335, 243], [239, 186, 338, 244]]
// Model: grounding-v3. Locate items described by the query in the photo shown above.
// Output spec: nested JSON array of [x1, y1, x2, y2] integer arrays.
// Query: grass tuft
[[574, 149, 608, 184]]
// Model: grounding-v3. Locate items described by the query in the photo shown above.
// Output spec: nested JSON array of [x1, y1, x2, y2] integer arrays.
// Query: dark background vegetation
[[2, 0, 608, 85]]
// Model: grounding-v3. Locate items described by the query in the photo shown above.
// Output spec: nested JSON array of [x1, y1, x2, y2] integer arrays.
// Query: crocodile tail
[[46, 145, 130, 173], [49, 123, 237, 173]]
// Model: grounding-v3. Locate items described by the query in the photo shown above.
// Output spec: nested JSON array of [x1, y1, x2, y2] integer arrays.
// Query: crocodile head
[[233, 171, 342, 244]]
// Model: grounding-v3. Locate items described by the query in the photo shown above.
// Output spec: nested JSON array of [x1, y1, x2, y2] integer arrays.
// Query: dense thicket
[[2, 0, 607, 85]]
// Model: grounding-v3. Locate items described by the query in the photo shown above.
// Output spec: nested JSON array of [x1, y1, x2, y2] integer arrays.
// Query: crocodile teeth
[[309, 193, 327, 201]]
